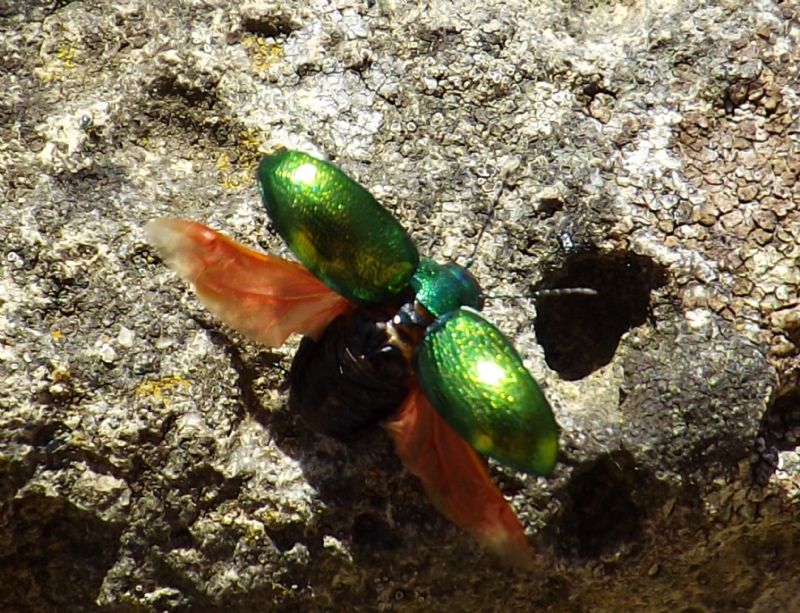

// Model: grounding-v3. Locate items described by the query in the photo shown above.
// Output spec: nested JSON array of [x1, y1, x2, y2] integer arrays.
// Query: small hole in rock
[[537, 197, 564, 218], [351, 513, 400, 551], [547, 451, 665, 561], [752, 385, 800, 484], [535, 250, 668, 380], [241, 16, 296, 38]]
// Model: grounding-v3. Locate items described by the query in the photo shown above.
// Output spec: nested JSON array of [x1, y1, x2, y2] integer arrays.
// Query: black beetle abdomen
[[288, 312, 409, 440]]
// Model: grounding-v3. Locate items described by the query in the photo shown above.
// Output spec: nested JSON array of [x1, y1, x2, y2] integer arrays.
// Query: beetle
[[146, 149, 559, 567]]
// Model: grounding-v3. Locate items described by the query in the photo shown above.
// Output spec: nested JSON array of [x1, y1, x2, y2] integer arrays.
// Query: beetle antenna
[[458, 175, 598, 301], [486, 287, 599, 300], [531, 287, 598, 298]]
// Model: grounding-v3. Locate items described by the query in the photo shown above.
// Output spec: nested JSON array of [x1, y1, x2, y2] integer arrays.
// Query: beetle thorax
[[409, 258, 484, 319]]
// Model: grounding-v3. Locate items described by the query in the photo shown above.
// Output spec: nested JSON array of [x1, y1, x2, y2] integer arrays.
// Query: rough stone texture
[[1, 0, 798, 611]]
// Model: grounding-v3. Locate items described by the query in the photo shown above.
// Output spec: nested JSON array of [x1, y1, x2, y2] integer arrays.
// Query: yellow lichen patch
[[36, 43, 78, 82], [242, 34, 284, 75], [135, 374, 190, 405], [217, 127, 273, 190], [56, 45, 77, 68], [50, 364, 71, 383], [238, 127, 266, 162], [217, 151, 246, 190], [216, 151, 232, 172]]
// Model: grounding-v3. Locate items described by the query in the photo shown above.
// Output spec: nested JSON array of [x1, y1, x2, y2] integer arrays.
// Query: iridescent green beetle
[[146, 149, 559, 567]]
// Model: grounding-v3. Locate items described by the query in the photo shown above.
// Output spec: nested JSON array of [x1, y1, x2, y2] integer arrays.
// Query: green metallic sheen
[[415, 307, 559, 475], [258, 150, 419, 304], [410, 258, 483, 318]]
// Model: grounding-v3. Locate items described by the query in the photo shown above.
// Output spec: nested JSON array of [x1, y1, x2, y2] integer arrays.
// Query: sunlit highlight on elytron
[[291, 162, 318, 186], [475, 359, 506, 387]]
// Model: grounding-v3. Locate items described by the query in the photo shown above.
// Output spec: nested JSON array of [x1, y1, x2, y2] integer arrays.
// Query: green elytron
[[416, 308, 557, 475], [258, 151, 418, 304]]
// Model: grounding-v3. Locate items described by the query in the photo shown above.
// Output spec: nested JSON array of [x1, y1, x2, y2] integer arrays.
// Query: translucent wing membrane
[[383, 386, 534, 568], [145, 218, 353, 347]]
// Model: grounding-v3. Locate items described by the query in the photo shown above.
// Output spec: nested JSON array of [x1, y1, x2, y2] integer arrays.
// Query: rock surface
[[1, 0, 798, 610]]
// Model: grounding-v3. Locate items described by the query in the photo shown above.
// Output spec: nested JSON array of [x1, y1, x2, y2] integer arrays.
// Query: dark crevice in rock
[[0, 495, 122, 612], [17, 421, 126, 482], [181, 464, 243, 512], [351, 512, 401, 551], [545, 450, 668, 562], [537, 196, 564, 218], [267, 520, 314, 554], [241, 15, 299, 39], [149, 75, 218, 109], [723, 77, 763, 114], [141, 76, 229, 148], [534, 250, 668, 380], [752, 384, 800, 485]]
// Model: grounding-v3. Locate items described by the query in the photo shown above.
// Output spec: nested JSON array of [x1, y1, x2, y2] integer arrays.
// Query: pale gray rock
[[1, 0, 798, 611]]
